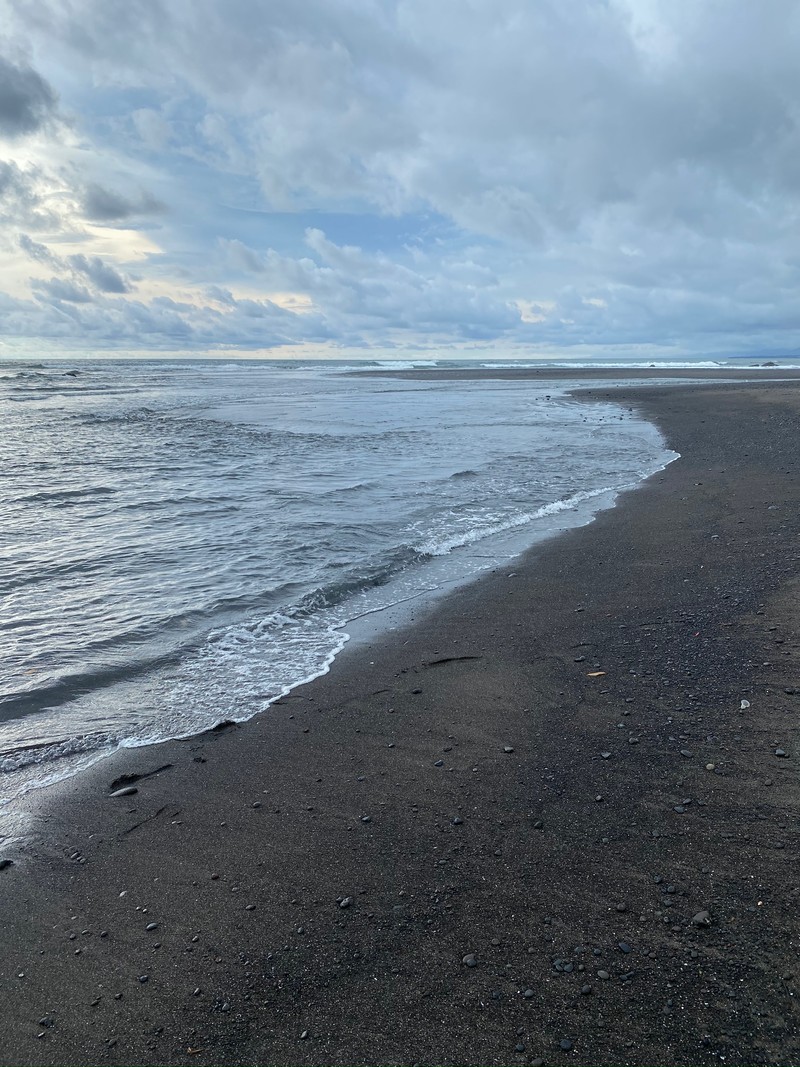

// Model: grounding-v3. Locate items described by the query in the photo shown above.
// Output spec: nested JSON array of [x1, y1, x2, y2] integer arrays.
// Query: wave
[[0, 732, 114, 775], [343, 359, 440, 370], [476, 361, 732, 370], [417, 486, 623, 556], [9, 485, 116, 506]]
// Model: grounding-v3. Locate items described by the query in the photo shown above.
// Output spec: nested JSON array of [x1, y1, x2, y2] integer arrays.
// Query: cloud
[[18, 232, 58, 265], [67, 252, 132, 293], [82, 182, 165, 222], [0, 53, 58, 137], [19, 233, 133, 293], [0, 282, 333, 349], [32, 276, 93, 303], [2, 1, 800, 356], [0, 160, 63, 231]]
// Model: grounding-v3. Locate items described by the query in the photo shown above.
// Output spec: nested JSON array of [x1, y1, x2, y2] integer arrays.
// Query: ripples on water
[[0, 358, 675, 807]]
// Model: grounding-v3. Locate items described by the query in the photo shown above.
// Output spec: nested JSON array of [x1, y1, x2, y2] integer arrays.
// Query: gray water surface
[[0, 359, 675, 809]]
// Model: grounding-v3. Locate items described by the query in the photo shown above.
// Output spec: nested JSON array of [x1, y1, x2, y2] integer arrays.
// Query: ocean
[[0, 357, 688, 824]]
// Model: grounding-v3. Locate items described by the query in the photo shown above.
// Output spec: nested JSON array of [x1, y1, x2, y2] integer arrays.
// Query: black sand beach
[[1, 374, 799, 1066]]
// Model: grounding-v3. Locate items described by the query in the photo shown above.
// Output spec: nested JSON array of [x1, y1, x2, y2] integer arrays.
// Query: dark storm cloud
[[0, 54, 58, 137]]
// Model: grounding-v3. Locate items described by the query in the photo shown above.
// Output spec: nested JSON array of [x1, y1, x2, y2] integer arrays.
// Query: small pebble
[[462, 953, 477, 967], [559, 1038, 574, 1051], [146, 922, 158, 932], [503, 746, 514, 753]]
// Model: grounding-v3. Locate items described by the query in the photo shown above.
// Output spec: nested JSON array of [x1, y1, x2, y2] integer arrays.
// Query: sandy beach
[[1, 373, 799, 1066]]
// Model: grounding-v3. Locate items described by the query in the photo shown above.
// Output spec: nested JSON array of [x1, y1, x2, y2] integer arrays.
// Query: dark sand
[[1, 375, 799, 1066]]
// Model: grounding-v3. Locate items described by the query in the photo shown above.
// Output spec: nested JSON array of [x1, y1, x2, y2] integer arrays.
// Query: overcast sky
[[1, 0, 799, 360]]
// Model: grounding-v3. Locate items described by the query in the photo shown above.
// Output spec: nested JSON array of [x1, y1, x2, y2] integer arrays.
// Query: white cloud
[[1, 0, 800, 355]]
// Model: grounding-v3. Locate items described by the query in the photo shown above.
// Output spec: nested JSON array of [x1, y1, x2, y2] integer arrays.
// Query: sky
[[1, 0, 799, 361]]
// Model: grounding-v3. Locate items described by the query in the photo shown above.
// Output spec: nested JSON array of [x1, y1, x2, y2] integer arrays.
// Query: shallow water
[[0, 359, 676, 811]]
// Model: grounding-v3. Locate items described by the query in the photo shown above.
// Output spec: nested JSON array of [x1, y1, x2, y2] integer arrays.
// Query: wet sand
[[1, 375, 799, 1066]]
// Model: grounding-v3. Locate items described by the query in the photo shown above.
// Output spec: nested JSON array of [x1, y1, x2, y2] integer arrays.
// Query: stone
[[691, 910, 711, 927], [0, 859, 13, 871], [110, 786, 138, 798], [462, 953, 477, 967], [775, 748, 787, 757], [503, 746, 515, 753]]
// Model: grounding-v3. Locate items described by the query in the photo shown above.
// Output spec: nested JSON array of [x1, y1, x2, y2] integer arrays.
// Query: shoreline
[[0, 377, 675, 827], [1, 377, 799, 1065]]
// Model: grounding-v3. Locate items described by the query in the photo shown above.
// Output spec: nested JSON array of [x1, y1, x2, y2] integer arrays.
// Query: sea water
[[0, 358, 678, 815]]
